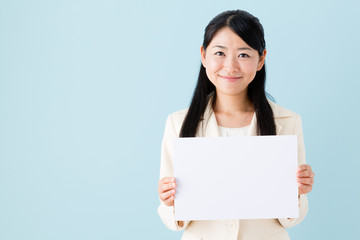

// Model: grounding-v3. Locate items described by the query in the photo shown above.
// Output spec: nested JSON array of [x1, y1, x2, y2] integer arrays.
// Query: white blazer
[[158, 98, 308, 240]]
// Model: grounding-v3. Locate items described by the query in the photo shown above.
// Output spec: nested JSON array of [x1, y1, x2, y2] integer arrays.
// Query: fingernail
[[172, 183, 175, 188], [171, 190, 175, 194]]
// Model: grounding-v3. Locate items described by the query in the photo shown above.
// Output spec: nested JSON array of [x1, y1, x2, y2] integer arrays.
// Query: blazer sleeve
[[157, 114, 190, 231], [278, 114, 309, 228]]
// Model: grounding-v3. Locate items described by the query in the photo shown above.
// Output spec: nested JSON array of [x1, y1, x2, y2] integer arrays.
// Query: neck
[[213, 90, 254, 114]]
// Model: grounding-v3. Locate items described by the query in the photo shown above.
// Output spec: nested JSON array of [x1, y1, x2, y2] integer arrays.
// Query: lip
[[219, 75, 241, 82]]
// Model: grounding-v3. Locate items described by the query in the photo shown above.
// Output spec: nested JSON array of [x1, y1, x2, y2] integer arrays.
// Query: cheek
[[205, 68, 215, 84], [205, 58, 222, 73], [243, 62, 260, 76]]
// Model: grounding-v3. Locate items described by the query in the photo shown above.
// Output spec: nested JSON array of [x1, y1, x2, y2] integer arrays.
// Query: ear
[[200, 45, 207, 68], [257, 49, 267, 71]]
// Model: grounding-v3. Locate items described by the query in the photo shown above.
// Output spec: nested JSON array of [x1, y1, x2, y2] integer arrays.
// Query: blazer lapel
[[201, 101, 220, 137], [275, 122, 282, 135], [247, 112, 257, 136]]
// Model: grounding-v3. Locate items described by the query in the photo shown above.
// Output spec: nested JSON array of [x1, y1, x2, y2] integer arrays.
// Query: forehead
[[209, 27, 253, 49]]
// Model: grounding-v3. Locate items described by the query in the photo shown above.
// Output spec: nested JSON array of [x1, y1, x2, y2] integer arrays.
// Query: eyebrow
[[212, 45, 252, 51]]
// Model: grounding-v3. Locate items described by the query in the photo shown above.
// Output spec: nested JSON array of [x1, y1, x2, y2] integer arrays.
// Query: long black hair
[[180, 10, 276, 137]]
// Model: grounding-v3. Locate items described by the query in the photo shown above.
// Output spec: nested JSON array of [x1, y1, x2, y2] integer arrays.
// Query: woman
[[157, 10, 315, 240]]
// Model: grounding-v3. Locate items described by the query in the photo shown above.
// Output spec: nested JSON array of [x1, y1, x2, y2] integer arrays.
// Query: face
[[201, 27, 266, 97]]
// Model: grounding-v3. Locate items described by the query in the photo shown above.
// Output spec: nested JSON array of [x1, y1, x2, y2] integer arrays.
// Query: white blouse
[[218, 125, 251, 137]]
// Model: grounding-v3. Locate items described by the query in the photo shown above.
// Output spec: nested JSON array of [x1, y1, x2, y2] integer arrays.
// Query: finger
[[297, 177, 314, 185], [298, 170, 314, 178], [158, 182, 176, 194], [163, 195, 175, 207], [299, 184, 313, 194], [158, 177, 175, 193], [160, 189, 176, 202], [298, 164, 312, 172], [160, 177, 175, 185]]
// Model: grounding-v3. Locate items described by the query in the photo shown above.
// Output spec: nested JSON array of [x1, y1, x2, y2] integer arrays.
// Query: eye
[[215, 51, 225, 56], [239, 53, 250, 58]]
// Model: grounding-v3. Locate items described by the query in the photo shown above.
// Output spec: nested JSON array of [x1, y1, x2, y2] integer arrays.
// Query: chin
[[217, 89, 248, 97]]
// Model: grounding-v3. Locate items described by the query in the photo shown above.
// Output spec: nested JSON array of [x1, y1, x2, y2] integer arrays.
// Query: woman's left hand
[[297, 164, 315, 195]]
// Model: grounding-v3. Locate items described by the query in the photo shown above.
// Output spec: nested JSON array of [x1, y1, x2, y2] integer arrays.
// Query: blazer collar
[[200, 94, 289, 136]]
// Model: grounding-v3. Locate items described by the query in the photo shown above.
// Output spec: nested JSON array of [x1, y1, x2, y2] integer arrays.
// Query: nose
[[224, 56, 240, 72]]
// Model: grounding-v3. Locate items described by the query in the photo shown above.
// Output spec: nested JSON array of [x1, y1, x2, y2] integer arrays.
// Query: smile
[[219, 75, 242, 82]]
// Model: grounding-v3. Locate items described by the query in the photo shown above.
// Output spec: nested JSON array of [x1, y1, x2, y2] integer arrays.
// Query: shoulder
[[163, 108, 189, 137], [167, 108, 189, 124], [168, 108, 189, 119], [268, 100, 303, 134], [268, 100, 298, 119]]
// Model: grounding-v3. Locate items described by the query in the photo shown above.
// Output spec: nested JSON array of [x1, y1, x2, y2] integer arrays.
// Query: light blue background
[[0, 0, 359, 239]]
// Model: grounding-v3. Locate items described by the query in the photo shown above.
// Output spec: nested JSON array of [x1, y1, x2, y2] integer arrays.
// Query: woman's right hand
[[158, 177, 176, 206]]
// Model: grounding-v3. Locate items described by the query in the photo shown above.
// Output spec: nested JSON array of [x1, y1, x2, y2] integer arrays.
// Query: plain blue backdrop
[[0, 0, 359, 239]]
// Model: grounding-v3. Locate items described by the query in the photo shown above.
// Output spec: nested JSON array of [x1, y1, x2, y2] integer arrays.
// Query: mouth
[[219, 75, 242, 82]]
